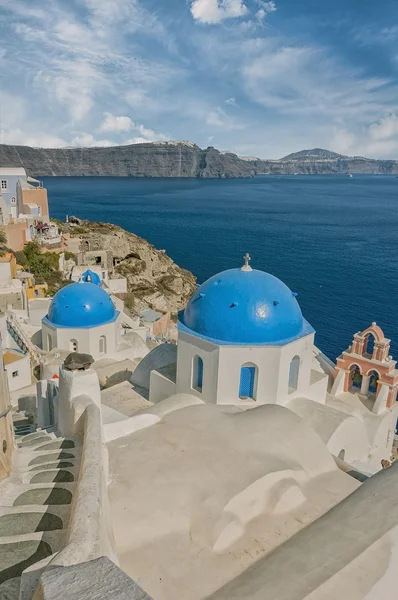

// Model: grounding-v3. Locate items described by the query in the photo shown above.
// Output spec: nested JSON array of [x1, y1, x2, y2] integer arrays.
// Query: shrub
[[14, 250, 28, 266]]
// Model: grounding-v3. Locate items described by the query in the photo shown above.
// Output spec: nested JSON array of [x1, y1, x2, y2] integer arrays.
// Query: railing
[[6, 314, 44, 366]]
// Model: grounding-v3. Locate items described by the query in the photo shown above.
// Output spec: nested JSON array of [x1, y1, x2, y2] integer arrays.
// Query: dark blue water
[[42, 175, 398, 360]]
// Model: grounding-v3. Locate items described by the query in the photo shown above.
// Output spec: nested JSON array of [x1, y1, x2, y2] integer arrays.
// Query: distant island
[[0, 142, 397, 178]]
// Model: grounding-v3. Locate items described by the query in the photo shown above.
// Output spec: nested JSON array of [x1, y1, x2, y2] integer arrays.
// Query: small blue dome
[[46, 282, 117, 328], [180, 268, 312, 345], [81, 269, 101, 286]]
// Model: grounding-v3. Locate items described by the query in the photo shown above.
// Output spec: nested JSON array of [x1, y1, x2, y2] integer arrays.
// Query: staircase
[[0, 431, 82, 599]]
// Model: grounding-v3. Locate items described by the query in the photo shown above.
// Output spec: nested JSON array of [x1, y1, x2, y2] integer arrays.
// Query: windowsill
[[239, 396, 256, 402], [192, 386, 202, 393]]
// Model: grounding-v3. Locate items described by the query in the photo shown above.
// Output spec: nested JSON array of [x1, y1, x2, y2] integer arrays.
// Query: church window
[[47, 335, 52, 351], [99, 336, 107, 355], [70, 339, 78, 352], [368, 370, 380, 394], [11, 196, 16, 205], [192, 356, 204, 392], [364, 333, 375, 358], [350, 364, 362, 390], [239, 364, 257, 400], [1, 180, 7, 192], [288, 355, 300, 393], [12, 371, 19, 378]]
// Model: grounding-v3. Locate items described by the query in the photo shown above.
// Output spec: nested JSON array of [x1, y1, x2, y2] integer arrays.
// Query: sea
[[42, 174, 398, 360]]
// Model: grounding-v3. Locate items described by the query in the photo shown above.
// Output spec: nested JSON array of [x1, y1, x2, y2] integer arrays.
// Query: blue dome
[[81, 269, 101, 286], [179, 268, 312, 345], [46, 282, 117, 328]]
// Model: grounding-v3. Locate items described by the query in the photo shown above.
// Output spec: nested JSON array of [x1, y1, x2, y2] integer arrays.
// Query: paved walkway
[[0, 431, 82, 598]]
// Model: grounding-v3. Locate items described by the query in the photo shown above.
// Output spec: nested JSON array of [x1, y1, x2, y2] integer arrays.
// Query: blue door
[[240, 366, 255, 399]]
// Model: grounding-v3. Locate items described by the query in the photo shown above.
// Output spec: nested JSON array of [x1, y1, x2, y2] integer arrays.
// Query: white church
[[2, 254, 398, 600]]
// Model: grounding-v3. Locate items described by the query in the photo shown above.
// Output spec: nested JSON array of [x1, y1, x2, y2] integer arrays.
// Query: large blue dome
[[45, 282, 117, 328], [179, 268, 313, 345]]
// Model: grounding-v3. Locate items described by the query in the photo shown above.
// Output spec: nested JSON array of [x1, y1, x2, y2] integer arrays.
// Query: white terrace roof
[[0, 167, 26, 176]]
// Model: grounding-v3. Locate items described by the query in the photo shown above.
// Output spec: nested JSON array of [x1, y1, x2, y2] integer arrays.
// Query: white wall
[[42, 316, 121, 360], [149, 370, 177, 403], [176, 330, 315, 407], [107, 279, 127, 294], [176, 332, 220, 404], [4, 353, 31, 392], [0, 262, 11, 286]]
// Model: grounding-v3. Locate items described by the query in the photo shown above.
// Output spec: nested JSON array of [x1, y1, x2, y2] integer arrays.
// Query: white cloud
[[191, 0, 248, 24], [99, 113, 133, 132], [206, 107, 244, 130], [369, 114, 398, 140], [0, 128, 68, 148], [329, 114, 398, 159], [224, 97, 238, 107], [70, 133, 116, 147], [98, 112, 168, 142]]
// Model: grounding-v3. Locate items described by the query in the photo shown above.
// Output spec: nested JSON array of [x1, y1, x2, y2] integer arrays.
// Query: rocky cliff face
[[0, 142, 254, 178], [66, 220, 197, 315], [1, 142, 397, 176], [249, 148, 398, 174]]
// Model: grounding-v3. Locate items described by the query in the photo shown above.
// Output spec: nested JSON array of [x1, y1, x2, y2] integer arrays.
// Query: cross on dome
[[241, 252, 252, 272]]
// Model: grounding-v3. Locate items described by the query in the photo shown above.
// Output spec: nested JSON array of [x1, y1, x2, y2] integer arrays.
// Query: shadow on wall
[[31, 329, 43, 348], [101, 370, 134, 389]]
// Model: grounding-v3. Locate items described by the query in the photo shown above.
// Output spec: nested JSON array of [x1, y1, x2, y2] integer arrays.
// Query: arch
[[239, 362, 257, 400], [192, 355, 204, 392], [361, 324, 384, 343], [47, 334, 52, 351], [69, 339, 78, 352], [364, 332, 376, 358], [338, 449, 346, 460], [368, 370, 380, 395], [99, 335, 107, 355], [288, 355, 300, 393], [349, 363, 362, 390]]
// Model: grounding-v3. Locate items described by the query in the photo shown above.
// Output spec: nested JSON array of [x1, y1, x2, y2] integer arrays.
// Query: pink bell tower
[[333, 323, 398, 412]]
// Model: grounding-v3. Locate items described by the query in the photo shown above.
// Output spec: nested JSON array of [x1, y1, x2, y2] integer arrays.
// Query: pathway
[[0, 431, 82, 599]]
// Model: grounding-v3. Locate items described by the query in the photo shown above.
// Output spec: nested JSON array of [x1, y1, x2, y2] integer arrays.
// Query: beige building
[[0, 167, 50, 251]]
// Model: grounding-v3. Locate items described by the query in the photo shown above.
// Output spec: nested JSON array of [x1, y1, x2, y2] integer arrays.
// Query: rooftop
[[2, 349, 27, 365]]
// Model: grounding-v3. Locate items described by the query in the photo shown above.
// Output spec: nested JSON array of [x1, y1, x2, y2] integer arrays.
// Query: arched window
[[192, 355, 204, 392], [288, 355, 300, 393], [99, 335, 107, 355], [47, 334, 52, 351], [239, 363, 257, 400], [70, 339, 78, 352], [368, 370, 380, 395], [350, 364, 362, 390], [365, 333, 376, 358]]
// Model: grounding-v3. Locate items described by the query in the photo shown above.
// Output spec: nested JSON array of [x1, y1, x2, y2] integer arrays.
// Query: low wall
[[55, 396, 117, 566], [31, 394, 118, 599]]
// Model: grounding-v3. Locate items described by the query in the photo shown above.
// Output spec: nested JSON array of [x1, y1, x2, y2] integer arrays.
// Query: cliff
[[1, 143, 397, 177], [248, 148, 398, 175], [0, 142, 254, 178], [64, 219, 197, 315]]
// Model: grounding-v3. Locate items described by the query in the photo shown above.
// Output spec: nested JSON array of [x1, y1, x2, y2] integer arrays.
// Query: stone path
[[0, 431, 82, 598]]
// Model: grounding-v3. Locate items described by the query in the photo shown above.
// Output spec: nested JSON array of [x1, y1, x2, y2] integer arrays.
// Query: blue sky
[[0, 0, 398, 158]]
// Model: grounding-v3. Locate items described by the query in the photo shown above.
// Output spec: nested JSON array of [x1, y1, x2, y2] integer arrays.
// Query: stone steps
[[0, 432, 82, 596]]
